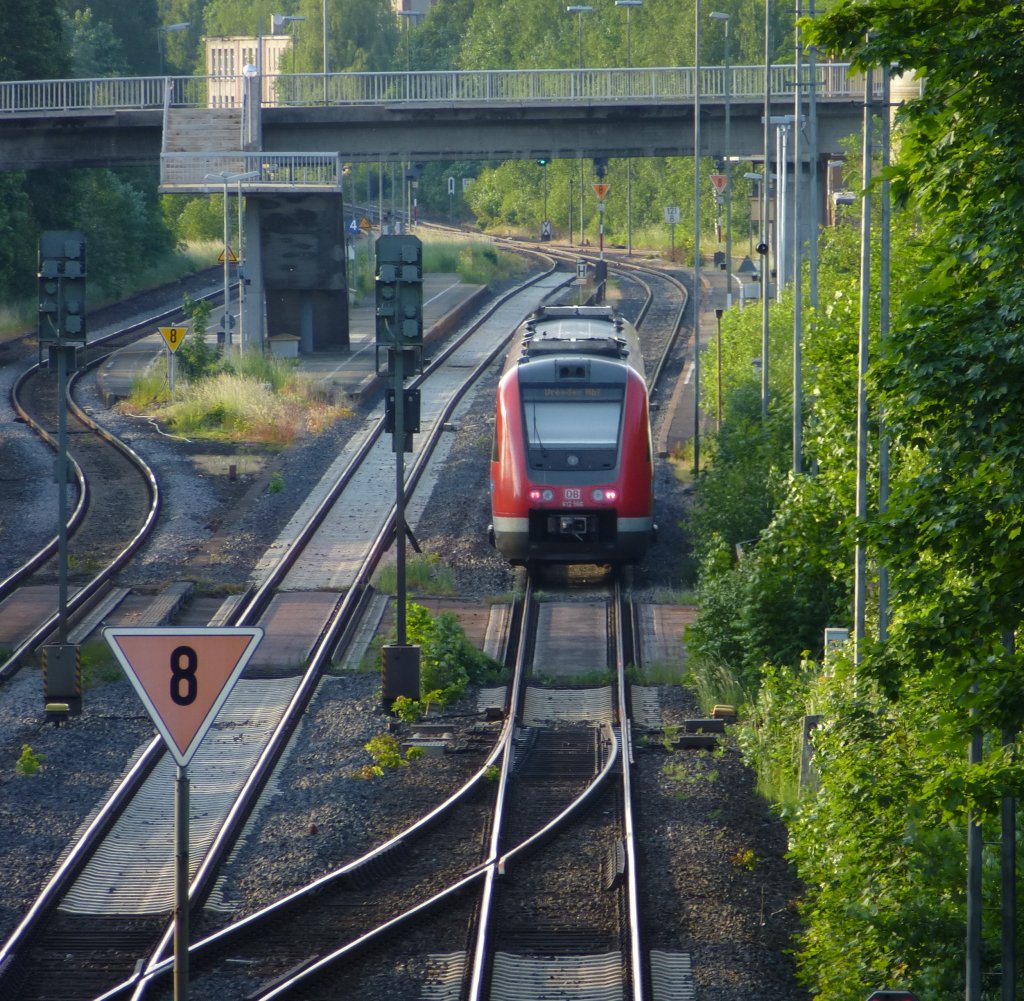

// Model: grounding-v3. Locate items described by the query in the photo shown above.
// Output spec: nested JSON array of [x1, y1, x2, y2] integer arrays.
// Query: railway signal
[[374, 236, 424, 699], [38, 232, 88, 679], [38, 230, 87, 345], [375, 235, 423, 373]]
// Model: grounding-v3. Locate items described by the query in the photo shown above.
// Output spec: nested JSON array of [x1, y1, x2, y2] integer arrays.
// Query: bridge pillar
[[247, 191, 349, 353]]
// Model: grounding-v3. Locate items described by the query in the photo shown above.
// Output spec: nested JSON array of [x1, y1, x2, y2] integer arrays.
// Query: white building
[[205, 35, 293, 107]]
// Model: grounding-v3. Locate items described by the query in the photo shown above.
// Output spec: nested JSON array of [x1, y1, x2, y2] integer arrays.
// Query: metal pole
[[760, 0, 772, 420], [1002, 630, 1018, 1001], [394, 344, 407, 646], [579, 168, 584, 246], [56, 347, 69, 644], [568, 177, 573, 245], [853, 63, 872, 665], [793, 3, 803, 474], [807, 0, 819, 313], [967, 696, 983, 1001], [615, 0, 642, 255], [237, 178, 245, 353], [174, 764, 190, 1001], [693, 0, 702, 476], [715, 307, 723, 429], [723, 17, 731, 307], [878, 70, 891, 635], [222, 180, 231, 352], [322, 0, 329, 102]]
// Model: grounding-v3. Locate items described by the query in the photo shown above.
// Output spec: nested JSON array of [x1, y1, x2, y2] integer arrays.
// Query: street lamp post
[[398, 10, 416, 75], [159, 22, 190, 78], [322, 0, 329, 102], [616, 0, 642, 255], [566, 5, 593, 76], [271, 14, 305, 74], [710, 11, 731, 306], [204, 170, 260, 355]]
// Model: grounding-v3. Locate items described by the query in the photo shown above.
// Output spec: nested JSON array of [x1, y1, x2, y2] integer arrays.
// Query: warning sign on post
[[104, 627, 263, 767], [158, 326, 189, 353], [710, 174, 729, 195], [592, 182, 610, 200]]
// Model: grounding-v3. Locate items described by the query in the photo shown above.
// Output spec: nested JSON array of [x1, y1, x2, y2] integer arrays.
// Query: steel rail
[[90, 265, 568, 1001], [615, 575, 647, 1001], [0, 284, 223, 681], [0, 358, 160, 683]]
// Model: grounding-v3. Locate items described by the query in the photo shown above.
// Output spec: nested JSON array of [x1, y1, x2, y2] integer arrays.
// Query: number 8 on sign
[[104, 627, 263, 766]]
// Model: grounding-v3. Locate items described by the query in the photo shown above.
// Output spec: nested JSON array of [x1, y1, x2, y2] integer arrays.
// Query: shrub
[[16, 744, 44, 777]]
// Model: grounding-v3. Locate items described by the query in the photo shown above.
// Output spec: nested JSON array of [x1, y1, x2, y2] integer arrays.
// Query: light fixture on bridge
[[159, 22, 191, 77]]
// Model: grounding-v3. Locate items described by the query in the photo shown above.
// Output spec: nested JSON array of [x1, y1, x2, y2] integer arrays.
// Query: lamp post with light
[[566, 5, 593, 78], [710, 11, 731, 306], [615, 0, 642, 255], [204, 170, 260, 354], [159, 22, 190, 78], [271, 14, 305, 74], [398, 10, 416, 74]]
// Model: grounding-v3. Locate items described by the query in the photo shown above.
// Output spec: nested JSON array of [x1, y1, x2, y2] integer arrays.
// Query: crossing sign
[[103, 627, 263, 767], [158, 326, 189, 353]]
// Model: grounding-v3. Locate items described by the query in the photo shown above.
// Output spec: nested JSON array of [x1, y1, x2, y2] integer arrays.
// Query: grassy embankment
[[117, 234, 527, 447]]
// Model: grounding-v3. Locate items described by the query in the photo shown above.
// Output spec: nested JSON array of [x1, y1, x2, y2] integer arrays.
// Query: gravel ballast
[[0, 269, 808, 999]]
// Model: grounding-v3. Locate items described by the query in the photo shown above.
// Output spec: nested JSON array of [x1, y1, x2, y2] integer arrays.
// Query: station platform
[[96, 273, 489, 408]]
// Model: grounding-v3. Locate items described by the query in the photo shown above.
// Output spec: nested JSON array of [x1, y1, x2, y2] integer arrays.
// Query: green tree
[[63, 7, 131, 77], [64, 0, 160, 77], [0, 0, 69, 80]]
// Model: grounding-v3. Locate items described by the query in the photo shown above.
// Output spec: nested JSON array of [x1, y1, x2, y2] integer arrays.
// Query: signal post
[[37, 231, 87, 721], [375, 235, 424, 706]]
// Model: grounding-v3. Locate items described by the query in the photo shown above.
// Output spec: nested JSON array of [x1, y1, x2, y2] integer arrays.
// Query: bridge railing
[[0, 63, 909, 115], [160, 151, 343, 191]]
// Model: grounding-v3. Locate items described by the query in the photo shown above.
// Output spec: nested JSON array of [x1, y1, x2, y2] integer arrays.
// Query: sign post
[[103, 627, 263, 1001], [592, 182, 609, 302], [159, 326, 188, 395]]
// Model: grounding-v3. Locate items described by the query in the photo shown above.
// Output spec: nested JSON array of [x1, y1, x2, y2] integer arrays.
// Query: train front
[[490, 315, 655, 565]]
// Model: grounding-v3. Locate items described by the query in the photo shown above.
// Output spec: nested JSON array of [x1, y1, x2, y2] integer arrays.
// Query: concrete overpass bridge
[[0, 63, 889, 174], [0, 65, 916, 352]]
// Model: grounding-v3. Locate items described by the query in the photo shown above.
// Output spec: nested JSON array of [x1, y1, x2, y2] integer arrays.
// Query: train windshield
[[523, 395, 622, 448]]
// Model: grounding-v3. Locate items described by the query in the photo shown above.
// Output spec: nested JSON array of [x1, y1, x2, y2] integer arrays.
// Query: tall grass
[[121, 352, 349, 445], [420, 235, 528, 285], [0, 242, 220, 342]]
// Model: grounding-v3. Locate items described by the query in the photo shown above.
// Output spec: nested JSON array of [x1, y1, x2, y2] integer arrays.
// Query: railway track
[[0, 262, 574, 1001], [0, 247, 693, 1001], [229, 576, 657, 1000], [0, 282, 222, 684]]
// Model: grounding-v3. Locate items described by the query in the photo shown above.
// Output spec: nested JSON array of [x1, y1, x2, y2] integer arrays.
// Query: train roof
[[515, 305, 635, 363]]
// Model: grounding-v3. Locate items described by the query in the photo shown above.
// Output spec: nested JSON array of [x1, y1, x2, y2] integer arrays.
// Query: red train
[[489, 304, 656, 566]]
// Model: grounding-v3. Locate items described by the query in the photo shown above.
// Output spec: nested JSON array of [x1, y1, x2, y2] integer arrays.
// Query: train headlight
[[543, 489, 554, 501], [592, 489, 618, 502], [592, 489, 604, 502], [529, 489, 555, 502]]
